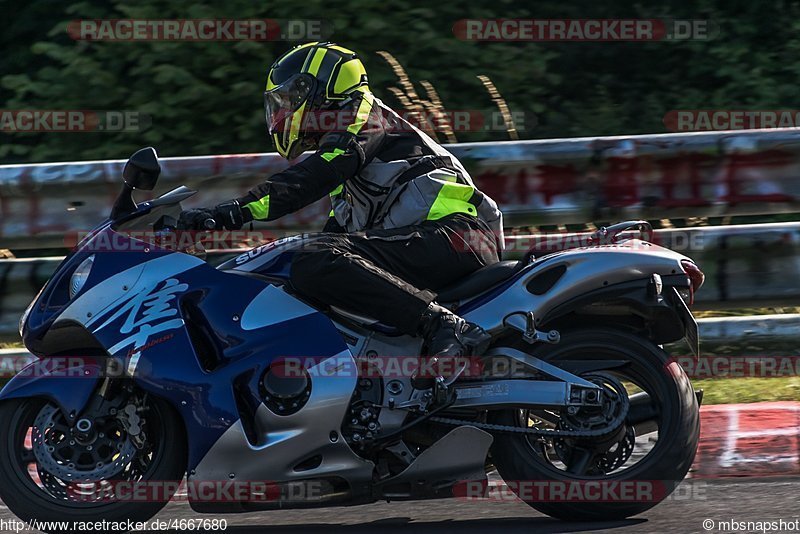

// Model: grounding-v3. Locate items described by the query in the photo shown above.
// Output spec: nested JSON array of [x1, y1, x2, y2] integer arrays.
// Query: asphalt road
[[1, 477, 797, 533]]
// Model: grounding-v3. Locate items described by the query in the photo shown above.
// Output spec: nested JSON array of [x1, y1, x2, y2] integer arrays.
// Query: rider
[[179, 42, 504, 393]]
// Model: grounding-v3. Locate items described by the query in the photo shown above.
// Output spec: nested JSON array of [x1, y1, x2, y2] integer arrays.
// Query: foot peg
[[433, 376, 456, 406], [411, 356, 470, 391]]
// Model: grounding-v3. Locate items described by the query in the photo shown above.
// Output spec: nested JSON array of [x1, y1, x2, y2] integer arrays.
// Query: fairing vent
[[232, 371, 261, 446], [181, 297, 222, 372], [526, 265, 567, 295], [293, 455, 323, 472], [29, 321, 107, 358]]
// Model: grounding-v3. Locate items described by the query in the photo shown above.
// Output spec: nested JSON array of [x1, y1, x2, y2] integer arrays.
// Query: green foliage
[[3, 0, 800, 162]]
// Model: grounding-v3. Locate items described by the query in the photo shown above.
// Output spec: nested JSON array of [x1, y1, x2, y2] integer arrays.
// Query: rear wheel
[[0, 390, 186, 532], [489, 329, 700, 520]]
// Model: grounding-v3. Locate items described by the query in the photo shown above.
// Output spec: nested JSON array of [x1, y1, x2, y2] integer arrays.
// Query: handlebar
[[156, 215, 217, 232]]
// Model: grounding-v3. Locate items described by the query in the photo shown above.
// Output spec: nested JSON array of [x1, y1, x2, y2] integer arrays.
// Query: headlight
[[69, 255, 95, 299]]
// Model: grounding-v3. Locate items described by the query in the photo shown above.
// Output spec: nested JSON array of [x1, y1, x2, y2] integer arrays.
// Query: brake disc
[[31, 404, 137, 483], [594, 426, 637, 472]]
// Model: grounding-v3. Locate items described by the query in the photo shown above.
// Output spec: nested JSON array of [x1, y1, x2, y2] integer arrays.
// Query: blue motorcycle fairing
[[105, 263, 349, 469], [23, 221, 172, 348], [218, 233, 331, 283], [17, 227, 352, 471], [219, 232, 532, 334], [0, 356, 103, 417]]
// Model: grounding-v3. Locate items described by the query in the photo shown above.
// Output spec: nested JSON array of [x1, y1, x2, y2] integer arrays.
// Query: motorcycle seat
[[436, 260, 521, 303]]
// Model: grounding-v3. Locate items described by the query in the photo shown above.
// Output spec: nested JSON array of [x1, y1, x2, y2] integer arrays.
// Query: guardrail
[[694, 314, 800, 352], [1, 222, 798, 337], [508, 221, 800, 307], [3, 128, 800, 249]]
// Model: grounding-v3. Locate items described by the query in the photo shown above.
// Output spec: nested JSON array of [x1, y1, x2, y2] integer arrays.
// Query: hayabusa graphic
[[0, 148, 703, 530]]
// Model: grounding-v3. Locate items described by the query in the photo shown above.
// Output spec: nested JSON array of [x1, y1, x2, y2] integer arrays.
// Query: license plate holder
[[672, 287, 699, 357]]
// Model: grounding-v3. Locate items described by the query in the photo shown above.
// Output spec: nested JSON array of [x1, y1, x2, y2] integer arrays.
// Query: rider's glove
[[178, 200, 250, 230]]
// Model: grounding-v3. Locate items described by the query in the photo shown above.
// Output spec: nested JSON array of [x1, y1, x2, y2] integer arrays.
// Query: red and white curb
[[693, 402, 800, 478]]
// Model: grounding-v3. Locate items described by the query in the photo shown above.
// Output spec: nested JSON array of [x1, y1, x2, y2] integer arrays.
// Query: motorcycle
[[0, 148, 703, 529]]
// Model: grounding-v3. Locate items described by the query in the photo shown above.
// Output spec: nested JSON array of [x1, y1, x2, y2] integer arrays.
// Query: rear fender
[[462, 239, 691, 332], [0, 356, 103, 417], [539, 274, 692, 345]]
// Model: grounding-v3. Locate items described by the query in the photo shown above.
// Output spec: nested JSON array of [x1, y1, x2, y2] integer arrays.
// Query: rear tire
[[489, 329, 700, 521], [0, 395, 187, 533]]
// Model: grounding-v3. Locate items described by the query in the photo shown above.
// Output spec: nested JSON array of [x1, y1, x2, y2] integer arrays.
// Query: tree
[[3, 0, 800, 163]]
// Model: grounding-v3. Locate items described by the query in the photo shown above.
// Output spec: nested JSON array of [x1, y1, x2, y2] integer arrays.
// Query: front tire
[[489, 329, 700, 521], [0, 394, 187, 532]]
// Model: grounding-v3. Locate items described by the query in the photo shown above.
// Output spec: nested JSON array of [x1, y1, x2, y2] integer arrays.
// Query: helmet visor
[[264, 73, 315, 135]]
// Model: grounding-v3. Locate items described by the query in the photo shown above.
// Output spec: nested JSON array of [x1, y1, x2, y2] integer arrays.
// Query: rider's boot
[[411, 303, 492, 403]]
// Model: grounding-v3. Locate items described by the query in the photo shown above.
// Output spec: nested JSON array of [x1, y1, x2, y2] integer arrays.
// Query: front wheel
[[489, 329, 700, 521], [0, 390, 187, 532]]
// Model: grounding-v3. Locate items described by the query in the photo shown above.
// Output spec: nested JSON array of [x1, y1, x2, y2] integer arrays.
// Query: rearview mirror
[[123, 147, 161, 191]]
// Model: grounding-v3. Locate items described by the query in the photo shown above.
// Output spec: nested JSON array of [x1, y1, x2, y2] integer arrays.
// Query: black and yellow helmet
[[264, 42, 369, 160]]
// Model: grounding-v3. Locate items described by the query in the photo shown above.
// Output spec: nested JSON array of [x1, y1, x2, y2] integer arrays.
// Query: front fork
[[71, 374, 149, 449]]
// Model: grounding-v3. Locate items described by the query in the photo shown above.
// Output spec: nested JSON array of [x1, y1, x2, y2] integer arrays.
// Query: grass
[[693, 306, 800, 318], [692, 376, 800, 405], [684, 307, 800, 404]]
